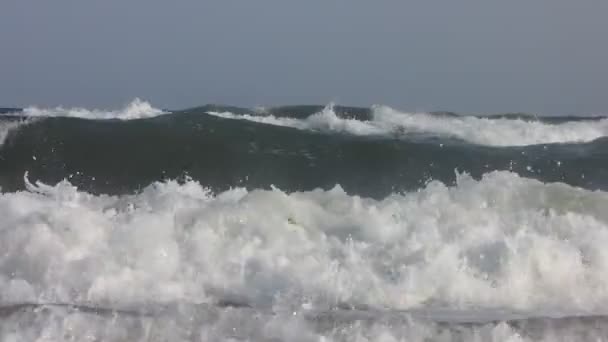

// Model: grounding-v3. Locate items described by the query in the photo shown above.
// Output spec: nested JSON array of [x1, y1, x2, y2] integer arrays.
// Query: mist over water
[[2, 100, 608, 340]]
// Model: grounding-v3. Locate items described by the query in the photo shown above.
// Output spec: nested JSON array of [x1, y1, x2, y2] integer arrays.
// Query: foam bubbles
[[208, 105, 608, 146], [17, 98, 166, 120], [2, 172, 608, 340]]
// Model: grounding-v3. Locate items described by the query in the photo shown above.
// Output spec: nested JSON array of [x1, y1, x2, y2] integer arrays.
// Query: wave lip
[[207, 104, 608, 146], [14, 98, 166, 120]]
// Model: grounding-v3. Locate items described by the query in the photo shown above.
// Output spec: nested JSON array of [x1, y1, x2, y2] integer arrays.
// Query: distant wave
[[2, 98, 166, 120], [208, 104, 608, 147], [2, 100, 608, 146], [2, 109, 607, 196]]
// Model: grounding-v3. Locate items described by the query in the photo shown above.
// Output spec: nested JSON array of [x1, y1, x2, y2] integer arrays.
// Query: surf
[[2, 171, 608, 340]]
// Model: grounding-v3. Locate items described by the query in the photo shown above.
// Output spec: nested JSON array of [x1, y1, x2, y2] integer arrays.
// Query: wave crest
[[18, 98, 166, 120], [208, 104, 608, 146]]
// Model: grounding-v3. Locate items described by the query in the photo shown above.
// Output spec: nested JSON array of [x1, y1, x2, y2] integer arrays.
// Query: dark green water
[[1, 105, 607, 197]]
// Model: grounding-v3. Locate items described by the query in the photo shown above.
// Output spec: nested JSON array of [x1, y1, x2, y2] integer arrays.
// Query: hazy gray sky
[[1, 0, 607, 115]]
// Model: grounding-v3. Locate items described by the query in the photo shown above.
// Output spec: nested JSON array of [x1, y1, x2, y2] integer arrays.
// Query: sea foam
[[1, 172, 608, 340]]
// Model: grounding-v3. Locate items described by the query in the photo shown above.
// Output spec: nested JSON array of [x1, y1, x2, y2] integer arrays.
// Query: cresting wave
[[0, 99, 164, 149], [2, 100, 608, 146], [1, 171, 608, 340], [2, 107, 608, 196], [208, 104, 608, 147], [5, 98, 166, 120]]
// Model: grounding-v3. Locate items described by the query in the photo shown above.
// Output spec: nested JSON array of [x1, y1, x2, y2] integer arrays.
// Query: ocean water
[[1, 100, 608, 341]]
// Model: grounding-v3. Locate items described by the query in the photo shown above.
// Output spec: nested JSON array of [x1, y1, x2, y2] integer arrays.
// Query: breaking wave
[[7, 98, 166, 120], [2, 172, 608, 340], [3, 100, 608, 146], [208, 104, 608, 146]]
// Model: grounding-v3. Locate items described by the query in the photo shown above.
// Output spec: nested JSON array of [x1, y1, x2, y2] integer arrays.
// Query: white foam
[[373, 106, 608, 146], [17, 98, 166, 120], [2, 172, 608, 340], [208, 105, 608, 146], [4, 171, 608, 309], [208, 103, 385, 136]]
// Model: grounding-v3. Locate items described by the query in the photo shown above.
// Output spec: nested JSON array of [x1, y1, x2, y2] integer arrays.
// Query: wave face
[[1, 106, 607, 196], [2, 102, 608, 340]]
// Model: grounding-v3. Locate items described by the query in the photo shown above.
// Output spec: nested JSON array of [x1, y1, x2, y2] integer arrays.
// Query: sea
[[1, 99, 608, 341]]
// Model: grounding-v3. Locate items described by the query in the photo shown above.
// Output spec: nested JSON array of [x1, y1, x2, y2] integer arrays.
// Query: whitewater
[[1, 172, 608, 340], [2, 100, 608, 340], [208, 105, 608, 147]]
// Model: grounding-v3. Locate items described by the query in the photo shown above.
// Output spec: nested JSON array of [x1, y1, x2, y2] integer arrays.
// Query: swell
[[1, 112, 607, 197], [3, 102, 605, 122]]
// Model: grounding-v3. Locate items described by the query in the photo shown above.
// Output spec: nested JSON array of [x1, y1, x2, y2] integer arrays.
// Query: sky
[[1, 0, 607, 115]]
